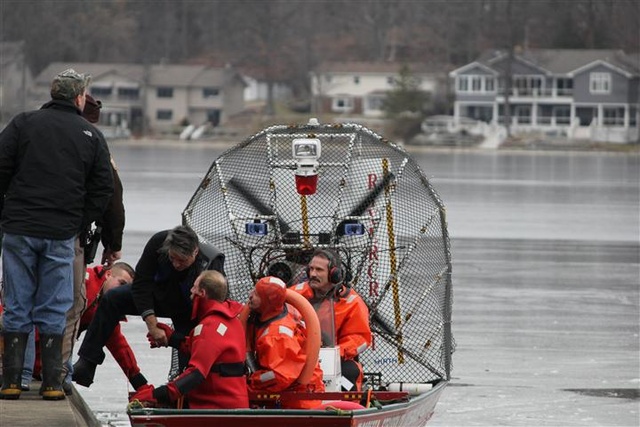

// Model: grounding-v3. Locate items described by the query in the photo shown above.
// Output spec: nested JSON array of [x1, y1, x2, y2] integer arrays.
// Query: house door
[[467, 106, 493, 123], [576, 107, 597, 126], [207, 109, 221, 126]]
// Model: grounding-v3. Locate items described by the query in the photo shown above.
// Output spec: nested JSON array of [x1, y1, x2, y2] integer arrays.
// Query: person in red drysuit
[[76, 262, 147, 390], [131, 270, 248, 409]]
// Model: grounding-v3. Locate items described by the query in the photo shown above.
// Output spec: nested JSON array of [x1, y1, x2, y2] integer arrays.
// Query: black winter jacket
[[131, 230, 225, 322], [0, 99, 114, 239]]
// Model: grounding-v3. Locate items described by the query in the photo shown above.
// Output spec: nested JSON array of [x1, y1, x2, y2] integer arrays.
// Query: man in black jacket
[[72, 225, 224, 388], [0, 68, 114, 401]]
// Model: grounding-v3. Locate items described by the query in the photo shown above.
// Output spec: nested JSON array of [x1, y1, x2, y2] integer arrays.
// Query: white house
[[311, 61, 441, 117]]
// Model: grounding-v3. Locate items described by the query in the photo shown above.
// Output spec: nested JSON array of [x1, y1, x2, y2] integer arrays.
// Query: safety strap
[[210, 362, 245, 377]]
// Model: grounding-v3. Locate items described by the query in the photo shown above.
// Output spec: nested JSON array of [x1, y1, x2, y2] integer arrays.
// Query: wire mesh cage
[[182, 119, 453, 386]]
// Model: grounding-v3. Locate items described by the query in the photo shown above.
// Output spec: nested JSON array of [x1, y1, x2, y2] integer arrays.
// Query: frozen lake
[[74, 141, 639, 426]]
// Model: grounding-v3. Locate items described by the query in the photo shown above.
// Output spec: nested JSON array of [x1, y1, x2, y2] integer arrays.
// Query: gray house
[[33, 62, 246, 137], [449, 49, 639, 143]]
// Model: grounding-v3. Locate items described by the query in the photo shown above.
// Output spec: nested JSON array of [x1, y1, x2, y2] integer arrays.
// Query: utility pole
[[503, 0, 514, 138]]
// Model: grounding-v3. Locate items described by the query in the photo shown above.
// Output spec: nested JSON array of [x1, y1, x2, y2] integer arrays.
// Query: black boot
[[0, 332, 28, 400], [72, 357, 97, 387], [39, 334, 65, 400]]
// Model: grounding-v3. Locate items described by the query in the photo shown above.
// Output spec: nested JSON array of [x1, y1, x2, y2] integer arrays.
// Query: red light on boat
[[295, 173, 318, 195]]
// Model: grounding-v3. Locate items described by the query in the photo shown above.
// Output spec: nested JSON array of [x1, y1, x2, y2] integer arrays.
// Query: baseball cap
[[50, 68, 91, 101]]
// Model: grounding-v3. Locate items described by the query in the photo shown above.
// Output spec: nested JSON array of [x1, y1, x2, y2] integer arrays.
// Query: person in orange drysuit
[[291, 249, 372, 391], [130, 270, 248, 409], [246, 276, 324, 409]]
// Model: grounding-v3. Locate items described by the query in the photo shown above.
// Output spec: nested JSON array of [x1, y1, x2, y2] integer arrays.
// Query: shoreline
[[107, 136, 640, 155]]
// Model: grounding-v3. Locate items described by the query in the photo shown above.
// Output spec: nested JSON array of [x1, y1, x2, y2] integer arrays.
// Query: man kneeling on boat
[[130, 270, 248, 409], [246, 276, 324, 409]]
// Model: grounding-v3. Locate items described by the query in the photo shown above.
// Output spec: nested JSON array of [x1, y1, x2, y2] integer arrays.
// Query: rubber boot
[[39, 334, 65, 400], [72, 357, 97, 387], [0, 332, 28, 400]]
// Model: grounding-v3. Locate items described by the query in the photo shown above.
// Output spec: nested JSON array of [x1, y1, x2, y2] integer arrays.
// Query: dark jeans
[[77, 284, 193, 365]]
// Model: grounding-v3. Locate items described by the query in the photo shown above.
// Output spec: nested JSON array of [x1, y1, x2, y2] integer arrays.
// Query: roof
[[315, 61, 441, 75], [35, 62, 244, 87], [472, 49, 639, 76], [36, 62, 145, 85]]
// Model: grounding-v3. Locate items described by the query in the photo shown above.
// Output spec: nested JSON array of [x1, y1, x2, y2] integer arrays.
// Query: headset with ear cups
[[306, 249, 343, 285]]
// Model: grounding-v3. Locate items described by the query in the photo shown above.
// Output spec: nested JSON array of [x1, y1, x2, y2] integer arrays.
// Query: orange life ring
[[239, 289, 321, 385]]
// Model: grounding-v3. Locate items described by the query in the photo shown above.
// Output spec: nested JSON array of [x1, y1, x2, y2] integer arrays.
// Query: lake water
[[76, 141, 639, 426]]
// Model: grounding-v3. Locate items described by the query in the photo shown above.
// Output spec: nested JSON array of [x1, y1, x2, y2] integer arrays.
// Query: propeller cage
[[182, 120, 454, 384]]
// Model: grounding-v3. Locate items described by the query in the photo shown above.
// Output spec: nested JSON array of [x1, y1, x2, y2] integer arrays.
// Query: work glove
[[130, 384, 156, 405]]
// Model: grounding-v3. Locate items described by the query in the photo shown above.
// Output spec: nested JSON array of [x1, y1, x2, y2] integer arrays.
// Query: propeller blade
[[227, 178, 290, 234], [348, 172, 395, 217], [337, 172, 395, 236]]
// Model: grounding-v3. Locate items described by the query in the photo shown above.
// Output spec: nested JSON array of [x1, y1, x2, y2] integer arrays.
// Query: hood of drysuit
[[254, 276, 287, 322], [191, 294, 244, 321]]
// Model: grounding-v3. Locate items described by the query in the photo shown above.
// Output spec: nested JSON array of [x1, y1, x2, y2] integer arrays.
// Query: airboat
[[128, 118, 454, 427]]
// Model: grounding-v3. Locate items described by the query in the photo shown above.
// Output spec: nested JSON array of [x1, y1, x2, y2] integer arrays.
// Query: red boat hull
[[129, 381, 447, 427]]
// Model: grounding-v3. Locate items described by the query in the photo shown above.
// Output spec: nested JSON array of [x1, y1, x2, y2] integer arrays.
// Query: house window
[[457, 77, 469, 92], [457, 75, 495, 93], [387, 76, 394, 85], [91, 87, 112, 97], [556, 78, 573, 95], [603, 106, 624, 126], [203, 87, 219, 98], [512, 76, 544, 96], [354, 76, 360, 84], [515, 105, 531, 124], [332, 96, 354, 112], [118, 87, 139, 100], [157, 87, 173, 98], [590, 73, 611, 94], [325, 75, 332, 83], [471, 76, 482, 91], [485, 77, 495, 92], [156, 109, 173, 121], [554, 106, 571, 125]]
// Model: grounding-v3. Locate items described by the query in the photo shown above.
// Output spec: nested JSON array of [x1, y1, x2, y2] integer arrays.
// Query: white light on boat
[[292, 137, 321, 195]]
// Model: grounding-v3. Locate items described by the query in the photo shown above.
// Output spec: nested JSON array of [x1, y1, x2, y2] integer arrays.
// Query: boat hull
[[129, 381, 447, 427]]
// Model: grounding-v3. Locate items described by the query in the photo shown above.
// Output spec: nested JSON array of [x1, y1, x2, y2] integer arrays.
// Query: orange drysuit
[[247, 276, 324, 409], [292, 282, 372, 390]]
